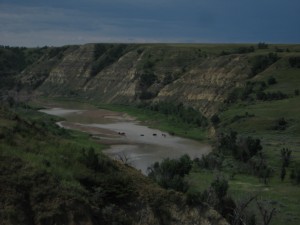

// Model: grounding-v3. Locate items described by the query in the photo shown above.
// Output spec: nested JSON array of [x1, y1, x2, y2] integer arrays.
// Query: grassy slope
[[4, 43, 300, 225], [83, 44, 300, 225], [1, 104, 226, 225], [0, 105, 129, 224], [188, 49, 300, 225]]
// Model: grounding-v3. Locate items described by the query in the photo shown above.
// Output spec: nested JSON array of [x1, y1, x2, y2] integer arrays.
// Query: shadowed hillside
[[0, 102, 228, 225]]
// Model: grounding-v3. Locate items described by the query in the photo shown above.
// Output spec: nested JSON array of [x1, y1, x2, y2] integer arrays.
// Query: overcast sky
[[1, 0, 299, 47]]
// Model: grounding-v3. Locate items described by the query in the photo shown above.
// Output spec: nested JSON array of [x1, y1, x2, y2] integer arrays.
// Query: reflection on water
[[40, 107, 211, 174]]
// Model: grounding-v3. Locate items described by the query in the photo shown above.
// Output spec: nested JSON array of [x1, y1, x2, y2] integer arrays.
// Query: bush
[[139, 72, 157, 88], [90, 44, 128, 76], [218, 132, 263, 162], [267, 76, 277, 85], [211, 114, 220, 126], [79, 147, 115, 172], [194, 152, 223, 170], [218, 131, 238, 154], [256, 91, 287, 101], [230, 112, 255, 123], [236, 46, 255, 54], [163, 74, 174, 85], [211, 176, 228, 200], [281, 148, 292, 167], [147, 155, 192, 192], [272, 117, 288, 130], [250, 53, 279, 77], [226, 89, 239, 103], [235, 137, 263, 162], [99, 174, 136, 204], [289, 56, 300, 68], [241, 82, 254, 100], [186, 190, 203, 206]]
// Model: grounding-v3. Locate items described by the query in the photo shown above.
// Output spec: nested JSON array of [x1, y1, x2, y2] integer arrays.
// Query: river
[[40, 107, 211, 173]]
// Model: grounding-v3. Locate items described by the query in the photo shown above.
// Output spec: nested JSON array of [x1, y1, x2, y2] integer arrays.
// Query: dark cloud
[[0, 0, 299, 46]]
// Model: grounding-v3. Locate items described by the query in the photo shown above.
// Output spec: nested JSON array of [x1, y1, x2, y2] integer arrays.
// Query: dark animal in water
[[153, 133, 157, 136]]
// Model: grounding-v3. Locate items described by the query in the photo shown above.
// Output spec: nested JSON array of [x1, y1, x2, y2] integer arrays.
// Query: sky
[[0, 0, 299, 47]]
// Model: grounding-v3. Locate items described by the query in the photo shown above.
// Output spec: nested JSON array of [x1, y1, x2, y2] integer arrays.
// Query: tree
[[235, 136, 262, 162], [256, 200, 276, 225], [280, 166, 286, 181], [147, 154, 192, 192], [218, 131, 237, 154], [260, 167, 272, 185], [85, 147, 99, 171], [211, 114, 220, 126], [211, 176, 228, 201], [257, 42, 268, 49], [281, 148, 292, 167], [232, 195, 257, 225]]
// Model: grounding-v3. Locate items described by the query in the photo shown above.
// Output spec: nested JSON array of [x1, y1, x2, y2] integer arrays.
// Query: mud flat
[[40, 107, 211, 173]]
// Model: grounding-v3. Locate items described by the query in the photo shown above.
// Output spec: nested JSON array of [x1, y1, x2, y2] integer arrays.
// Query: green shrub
[[186, 190, 203, 206], [139, 72, 157, 88], [256, 91, 287, 101], [267, 76, 277, 85], [194, 152, 223, 170], [250, 53, 279, 77], [272, 117, 288, 130], [289, 56, 300, 68], [147, 154, 192, 192], [211, 176, 228, 200], [211, 114, 220, 126]]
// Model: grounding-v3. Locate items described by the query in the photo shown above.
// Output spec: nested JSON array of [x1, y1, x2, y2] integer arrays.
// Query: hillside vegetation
[[0, 101, 227, 225], [1, 43, 300, 225]]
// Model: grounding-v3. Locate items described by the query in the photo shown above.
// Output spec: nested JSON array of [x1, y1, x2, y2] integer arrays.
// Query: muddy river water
[[40, 107, 211, 174]]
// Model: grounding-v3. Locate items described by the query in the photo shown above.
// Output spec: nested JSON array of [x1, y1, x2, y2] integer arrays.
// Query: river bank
[[40, 107, 211, 173]]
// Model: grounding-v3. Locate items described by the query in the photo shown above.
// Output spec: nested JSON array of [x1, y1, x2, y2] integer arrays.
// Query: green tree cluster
[[256, 91, 287, 101], [143, 102, 208, 127], [147, 154, 192, 192]]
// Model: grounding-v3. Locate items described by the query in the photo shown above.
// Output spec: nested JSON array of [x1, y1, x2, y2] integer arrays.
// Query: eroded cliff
[[17, 44, 254, 117]]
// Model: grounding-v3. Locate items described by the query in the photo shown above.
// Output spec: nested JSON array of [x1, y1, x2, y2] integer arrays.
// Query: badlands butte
[[1, 43, 298, 117], [0, 43, 300, 225], [13, 44, 268, 116]]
